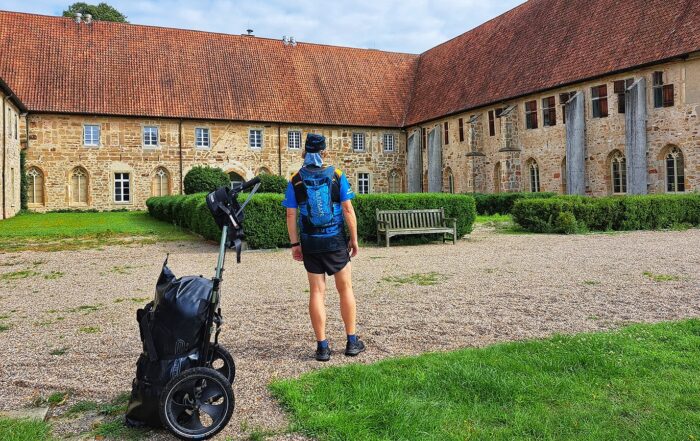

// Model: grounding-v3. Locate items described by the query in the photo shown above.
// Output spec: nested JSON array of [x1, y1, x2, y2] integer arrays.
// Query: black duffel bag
[[125, 258, 214, 428]]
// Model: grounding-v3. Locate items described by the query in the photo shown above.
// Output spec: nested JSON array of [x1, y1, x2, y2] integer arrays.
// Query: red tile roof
[[0, 0, 699, 128], [405, 0, 700, 125], [0, 11, 418, 127]]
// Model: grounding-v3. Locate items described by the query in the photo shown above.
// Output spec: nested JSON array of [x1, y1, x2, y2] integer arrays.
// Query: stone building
[[0, 78, 25, 219], [0, 0, 698, 215]]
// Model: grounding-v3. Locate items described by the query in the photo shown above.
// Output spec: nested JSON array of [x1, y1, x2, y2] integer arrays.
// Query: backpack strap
[[292, 167, 341, 204], [291, 171, 307, 204]]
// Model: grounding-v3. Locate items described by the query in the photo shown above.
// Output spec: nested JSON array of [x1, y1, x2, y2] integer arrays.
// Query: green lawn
[[271, 320, 700, 441], [0, 211, 194, 251], [0, 417, 52, 441]]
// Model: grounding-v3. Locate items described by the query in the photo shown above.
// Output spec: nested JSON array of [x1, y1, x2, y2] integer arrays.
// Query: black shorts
[[303, 248, 351, 276]]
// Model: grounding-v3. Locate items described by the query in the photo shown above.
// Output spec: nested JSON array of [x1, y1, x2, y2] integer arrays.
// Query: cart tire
[[159, 367, 234, 440], [209, 345, 235, 384]]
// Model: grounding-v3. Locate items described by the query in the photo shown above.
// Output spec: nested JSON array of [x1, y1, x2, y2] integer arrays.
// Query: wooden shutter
[[613, 80, 626, 94], [663, 84, 674, 107]]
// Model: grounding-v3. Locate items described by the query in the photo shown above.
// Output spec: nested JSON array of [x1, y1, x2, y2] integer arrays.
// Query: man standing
[[282, 134, 365, 361]]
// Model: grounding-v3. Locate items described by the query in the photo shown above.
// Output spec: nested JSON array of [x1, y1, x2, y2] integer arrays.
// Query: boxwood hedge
[[147, 193, 476, 249], [511, 194, 700, 234], [470, 192, 557, 215]]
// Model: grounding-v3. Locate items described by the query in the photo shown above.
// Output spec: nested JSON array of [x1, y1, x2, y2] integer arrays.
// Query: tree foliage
[[62, 2, 128, 22]]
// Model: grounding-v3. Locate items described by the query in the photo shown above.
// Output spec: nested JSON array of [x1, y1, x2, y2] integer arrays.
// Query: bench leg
[[386, 232, 390, 248], [453, 228, 457, 245], [377, 232, 381, 246]]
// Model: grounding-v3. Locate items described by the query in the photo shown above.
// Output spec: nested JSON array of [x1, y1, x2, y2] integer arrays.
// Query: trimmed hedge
[[257, 174, 288, 193], [183, 166, 229, 195], [147, 193, 476, 249], [471, 192, 557, 215], [353, 194, 476, 239], [511, 194, 700, 234]]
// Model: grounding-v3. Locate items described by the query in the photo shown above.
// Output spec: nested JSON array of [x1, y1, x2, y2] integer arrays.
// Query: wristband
[[290, 242, 301, 247]]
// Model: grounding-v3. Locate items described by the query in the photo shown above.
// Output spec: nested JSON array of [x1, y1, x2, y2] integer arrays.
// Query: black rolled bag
[[125, 258, 215, 428]]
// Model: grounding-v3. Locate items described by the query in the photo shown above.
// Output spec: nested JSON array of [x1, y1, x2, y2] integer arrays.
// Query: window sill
[[142, 145, 161, 150], [195, 146, 211, 150], [83, 144, 100, 148], [113, 201, 133, 205]]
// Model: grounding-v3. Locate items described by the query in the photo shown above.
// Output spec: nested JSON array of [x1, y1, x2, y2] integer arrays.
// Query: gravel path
[[0, 228, 699, 439]]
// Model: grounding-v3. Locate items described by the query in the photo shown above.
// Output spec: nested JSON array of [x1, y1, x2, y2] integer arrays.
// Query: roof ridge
[[0, 9, 418, 56]]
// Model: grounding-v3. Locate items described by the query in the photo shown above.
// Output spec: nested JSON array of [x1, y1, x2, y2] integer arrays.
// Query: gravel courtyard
[[1, 228, 699, 439]]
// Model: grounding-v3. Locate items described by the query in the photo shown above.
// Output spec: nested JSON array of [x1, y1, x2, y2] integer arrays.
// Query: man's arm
[[342, 200, 359, 257], [286, 208, 303, 261]]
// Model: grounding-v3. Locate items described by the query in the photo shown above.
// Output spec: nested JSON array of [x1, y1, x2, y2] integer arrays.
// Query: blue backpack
[[292, 166, 341, 230]]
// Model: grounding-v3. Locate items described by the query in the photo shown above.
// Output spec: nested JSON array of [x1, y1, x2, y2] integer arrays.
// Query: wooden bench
[[376, 208, 458, 247]]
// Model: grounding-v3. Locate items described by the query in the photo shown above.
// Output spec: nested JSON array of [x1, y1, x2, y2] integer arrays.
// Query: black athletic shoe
[[315, 346, 331, 362], [345, 339, 366, 356]]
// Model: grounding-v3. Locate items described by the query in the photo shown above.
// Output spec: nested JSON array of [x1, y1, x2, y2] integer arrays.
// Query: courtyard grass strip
[[0, 211, 194, 252], [0, 417, 53, 441], [271, 320, 700, 441]]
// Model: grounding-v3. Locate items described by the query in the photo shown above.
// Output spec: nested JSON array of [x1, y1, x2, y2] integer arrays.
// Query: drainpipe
[[1, 96, 6, 219], [178, 120, 183, 194], [277, 124, 282, 175]]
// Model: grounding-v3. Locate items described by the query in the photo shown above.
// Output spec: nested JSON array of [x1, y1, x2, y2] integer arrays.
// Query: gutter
[[277, 124, 282, 175], [178, 120, 184, 194], [2, 96, 6, 219]]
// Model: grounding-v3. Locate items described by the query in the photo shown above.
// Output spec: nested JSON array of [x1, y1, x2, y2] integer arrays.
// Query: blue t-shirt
[[282, 166, 355, 253]]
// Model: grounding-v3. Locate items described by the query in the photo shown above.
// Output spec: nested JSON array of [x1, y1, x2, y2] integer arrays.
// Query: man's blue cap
[[305, 134, 326, 153]]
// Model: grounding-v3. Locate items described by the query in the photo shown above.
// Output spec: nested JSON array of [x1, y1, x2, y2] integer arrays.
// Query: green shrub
[[353, 194, 476, 239], [511, 194, 700, 233], [147, 193, 476, 249], [470, 192, 557, 215], [257, 174, 288, 193], [183, 166, 229, 195]]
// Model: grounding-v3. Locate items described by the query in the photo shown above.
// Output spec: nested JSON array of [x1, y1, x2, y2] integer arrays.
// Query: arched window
[[561, 157, 567, 194], [228, 171, 244, 185], [528, 159, 540, 192], [151, 167, 170, 197], [447, 169, 455, 193], [389, 170, 402, 193], [493, 162, 502, 194], [610, 151, 627, 194], [70, 167, 89, 204], [257, 167, 271, 175], [665, 147, 685, 193], [27, 167, 45, 206]]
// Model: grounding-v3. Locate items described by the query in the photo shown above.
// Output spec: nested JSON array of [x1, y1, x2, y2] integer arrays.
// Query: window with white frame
[[152, 168, 170, 197], [352, 132, 365, 152], [249, 129, 263, 149], [288, 130, 301, 149], [114, 172, 131, 203], [195, 127, 210, 148], [27, 167, 44, 205], [610, 151, 627, 194], [143, 126, 159, 147], [357, 172, 370, 194], [83, 124, 100, 146], [383, 133, 395, 152], [528, 160, 540, 192], [666, 147, 685, 193]]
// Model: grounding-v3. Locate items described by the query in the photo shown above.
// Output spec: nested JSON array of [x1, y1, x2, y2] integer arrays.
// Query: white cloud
[[2, 0, 525, 52]]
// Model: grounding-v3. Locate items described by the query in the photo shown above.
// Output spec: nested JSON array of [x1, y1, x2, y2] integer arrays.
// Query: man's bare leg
[[307, 272, 327, 341], [333, 264, 356, 335]]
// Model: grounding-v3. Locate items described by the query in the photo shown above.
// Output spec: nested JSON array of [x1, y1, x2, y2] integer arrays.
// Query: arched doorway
[[228, 171, 245, 185]]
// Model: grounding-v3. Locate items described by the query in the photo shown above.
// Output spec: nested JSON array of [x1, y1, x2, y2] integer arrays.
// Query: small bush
[[471, 192, 557, 215], [183, 166, 229, 195], [512, 194, 700, 233], [147, 193, 476, 249], [257, 174, 288, 193]]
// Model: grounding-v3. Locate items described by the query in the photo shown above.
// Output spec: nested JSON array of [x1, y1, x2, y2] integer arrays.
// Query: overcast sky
[[2, 0, 526, 53]]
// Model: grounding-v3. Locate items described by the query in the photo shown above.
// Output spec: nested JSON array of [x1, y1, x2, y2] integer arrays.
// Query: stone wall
[[24, 115, 406, 211], [1, 91, 21, 219], [409, 58, 700, 196]]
